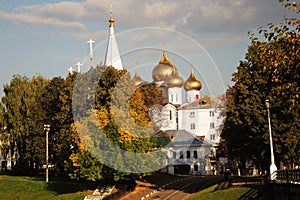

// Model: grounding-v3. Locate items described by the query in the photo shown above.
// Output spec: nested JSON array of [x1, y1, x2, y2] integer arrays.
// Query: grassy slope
[[187, 182, 263, 200], [0, 175, 93, 200]]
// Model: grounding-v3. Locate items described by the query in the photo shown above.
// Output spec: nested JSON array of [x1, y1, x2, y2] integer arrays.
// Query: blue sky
[[0, 0, 296, 96]]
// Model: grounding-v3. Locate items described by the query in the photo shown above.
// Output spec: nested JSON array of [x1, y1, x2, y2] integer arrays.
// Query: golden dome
[[131, 62, 144, 86], [152, 51, 177, 82], [184, 70, 202, 91], [131, 73, 144, 86], [164, 70, 183, 88]]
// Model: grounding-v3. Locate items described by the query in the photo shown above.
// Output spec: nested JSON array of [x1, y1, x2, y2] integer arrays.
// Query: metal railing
[[276, 169, 300, 183]]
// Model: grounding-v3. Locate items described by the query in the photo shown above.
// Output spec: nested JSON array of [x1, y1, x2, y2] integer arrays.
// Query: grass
[[187, 181, 264, 200], [0, 175, 94, 200]]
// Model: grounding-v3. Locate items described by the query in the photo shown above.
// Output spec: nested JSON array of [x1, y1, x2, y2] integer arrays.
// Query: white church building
[[131, 50, 225, 175]]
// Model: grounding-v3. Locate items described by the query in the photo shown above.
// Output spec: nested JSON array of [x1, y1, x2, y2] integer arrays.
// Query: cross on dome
[[76, 61, 82, 73], [68, 67, 75, 74]]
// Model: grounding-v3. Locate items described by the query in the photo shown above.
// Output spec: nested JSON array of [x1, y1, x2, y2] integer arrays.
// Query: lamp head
[[265, 99, 270, 108], [44, 124, 51, 130]]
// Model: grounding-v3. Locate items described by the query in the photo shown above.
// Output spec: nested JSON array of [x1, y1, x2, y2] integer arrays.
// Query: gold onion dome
[[164, 70, 183, 88], [131, 71, 144, 86], [152, 51, 177, 82], [132, 62, 144, 86], [184, 70, 202, 91]]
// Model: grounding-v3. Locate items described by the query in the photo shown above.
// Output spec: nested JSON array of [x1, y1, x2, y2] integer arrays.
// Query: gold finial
[[110, 4, 113, 18], [162, 42, 167, 53], [108, 4, 114, 27], [190, 64, 196, 77], [134, 61, 139, 74]]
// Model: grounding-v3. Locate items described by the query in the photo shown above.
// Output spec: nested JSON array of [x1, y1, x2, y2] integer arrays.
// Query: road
[[143, 176, 222, 200]]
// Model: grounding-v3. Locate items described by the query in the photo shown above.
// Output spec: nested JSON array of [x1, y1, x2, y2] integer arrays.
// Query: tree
[[2, 75, 49, 171], [41, 74, 77, 172], [222, 0, 300, 169], [70, 66, 165, 182]]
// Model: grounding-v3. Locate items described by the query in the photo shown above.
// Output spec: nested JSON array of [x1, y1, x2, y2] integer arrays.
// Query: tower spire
[[104, 4, 123, 70]]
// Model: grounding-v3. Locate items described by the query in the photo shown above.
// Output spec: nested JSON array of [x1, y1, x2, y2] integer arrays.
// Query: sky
[[0, 0, 296, 96]]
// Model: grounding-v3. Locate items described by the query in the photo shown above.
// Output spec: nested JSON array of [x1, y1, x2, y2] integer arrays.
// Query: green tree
[[41, 74, 77, 172], [2, 75, 49, 171], [222, 1, 300, 168]]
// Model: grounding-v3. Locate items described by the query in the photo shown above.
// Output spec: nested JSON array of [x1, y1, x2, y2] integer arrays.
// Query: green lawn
[[0, 175, 94, 200], [187, 182, 264, 200]]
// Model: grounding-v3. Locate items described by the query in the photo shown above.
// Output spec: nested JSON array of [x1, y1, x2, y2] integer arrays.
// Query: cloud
[[0, 9, 85, 30], [0, 0, 293, 35], [14, 0, 105, 19]]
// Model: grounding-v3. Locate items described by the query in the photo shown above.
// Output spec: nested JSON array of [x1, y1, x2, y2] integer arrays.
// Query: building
[[127, 50, 226, 175]]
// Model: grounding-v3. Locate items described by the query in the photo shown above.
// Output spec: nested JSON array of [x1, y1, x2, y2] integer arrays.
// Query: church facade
[[131, 51, 225, 175]]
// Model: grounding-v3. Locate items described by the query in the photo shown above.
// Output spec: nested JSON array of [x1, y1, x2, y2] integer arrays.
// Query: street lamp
[[265, 100, 277, 180], [43, 124, 50, 183]]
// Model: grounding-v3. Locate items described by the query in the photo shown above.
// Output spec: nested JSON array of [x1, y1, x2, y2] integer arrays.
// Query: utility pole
[[44, 124, 50, 182]]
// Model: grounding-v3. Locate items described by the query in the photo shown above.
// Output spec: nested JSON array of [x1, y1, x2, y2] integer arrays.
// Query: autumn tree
[[70, 66, 165, 182]]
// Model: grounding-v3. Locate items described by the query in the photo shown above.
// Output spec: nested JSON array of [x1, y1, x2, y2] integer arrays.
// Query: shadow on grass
[[237, 186, 265, 200], [213, 181, 232, 191], [46, 176, 98, 194]]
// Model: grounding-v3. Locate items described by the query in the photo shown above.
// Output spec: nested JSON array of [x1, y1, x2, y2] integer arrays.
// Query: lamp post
[[44, 124, 50, 182], [265, 100, 277, 180]]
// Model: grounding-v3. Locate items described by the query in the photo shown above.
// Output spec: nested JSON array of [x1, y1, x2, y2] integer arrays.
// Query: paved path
[[146, 176, 222, 200]]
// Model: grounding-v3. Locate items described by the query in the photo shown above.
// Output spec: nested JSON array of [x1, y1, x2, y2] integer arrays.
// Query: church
[[102, 7, 225, 175]]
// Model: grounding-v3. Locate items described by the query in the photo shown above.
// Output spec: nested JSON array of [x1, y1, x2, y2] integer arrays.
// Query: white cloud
[[0, 0, 293, 35], [0, 9, 85, 30]]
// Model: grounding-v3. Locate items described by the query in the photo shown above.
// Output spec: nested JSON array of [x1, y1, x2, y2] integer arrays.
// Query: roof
[[179, 95, 226, 110], [179, 100, 213, 110], [154, 130, 211, 148]]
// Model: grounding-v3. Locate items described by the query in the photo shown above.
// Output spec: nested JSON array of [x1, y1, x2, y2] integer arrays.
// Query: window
[[210, 122, 215, 129], [190, 112, 195, 118], [194, 164, 198, 171], [191, 123, 195, 130], [179, 151, 184, 159], [209, 111, 214, 117], [186, 151, 190, 159], [169, 110, 172, 120], [196, 94, 199, 100], [210, 134, 215, 140], [173, 151, 176, 159], [193, 151, 198, 158]]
